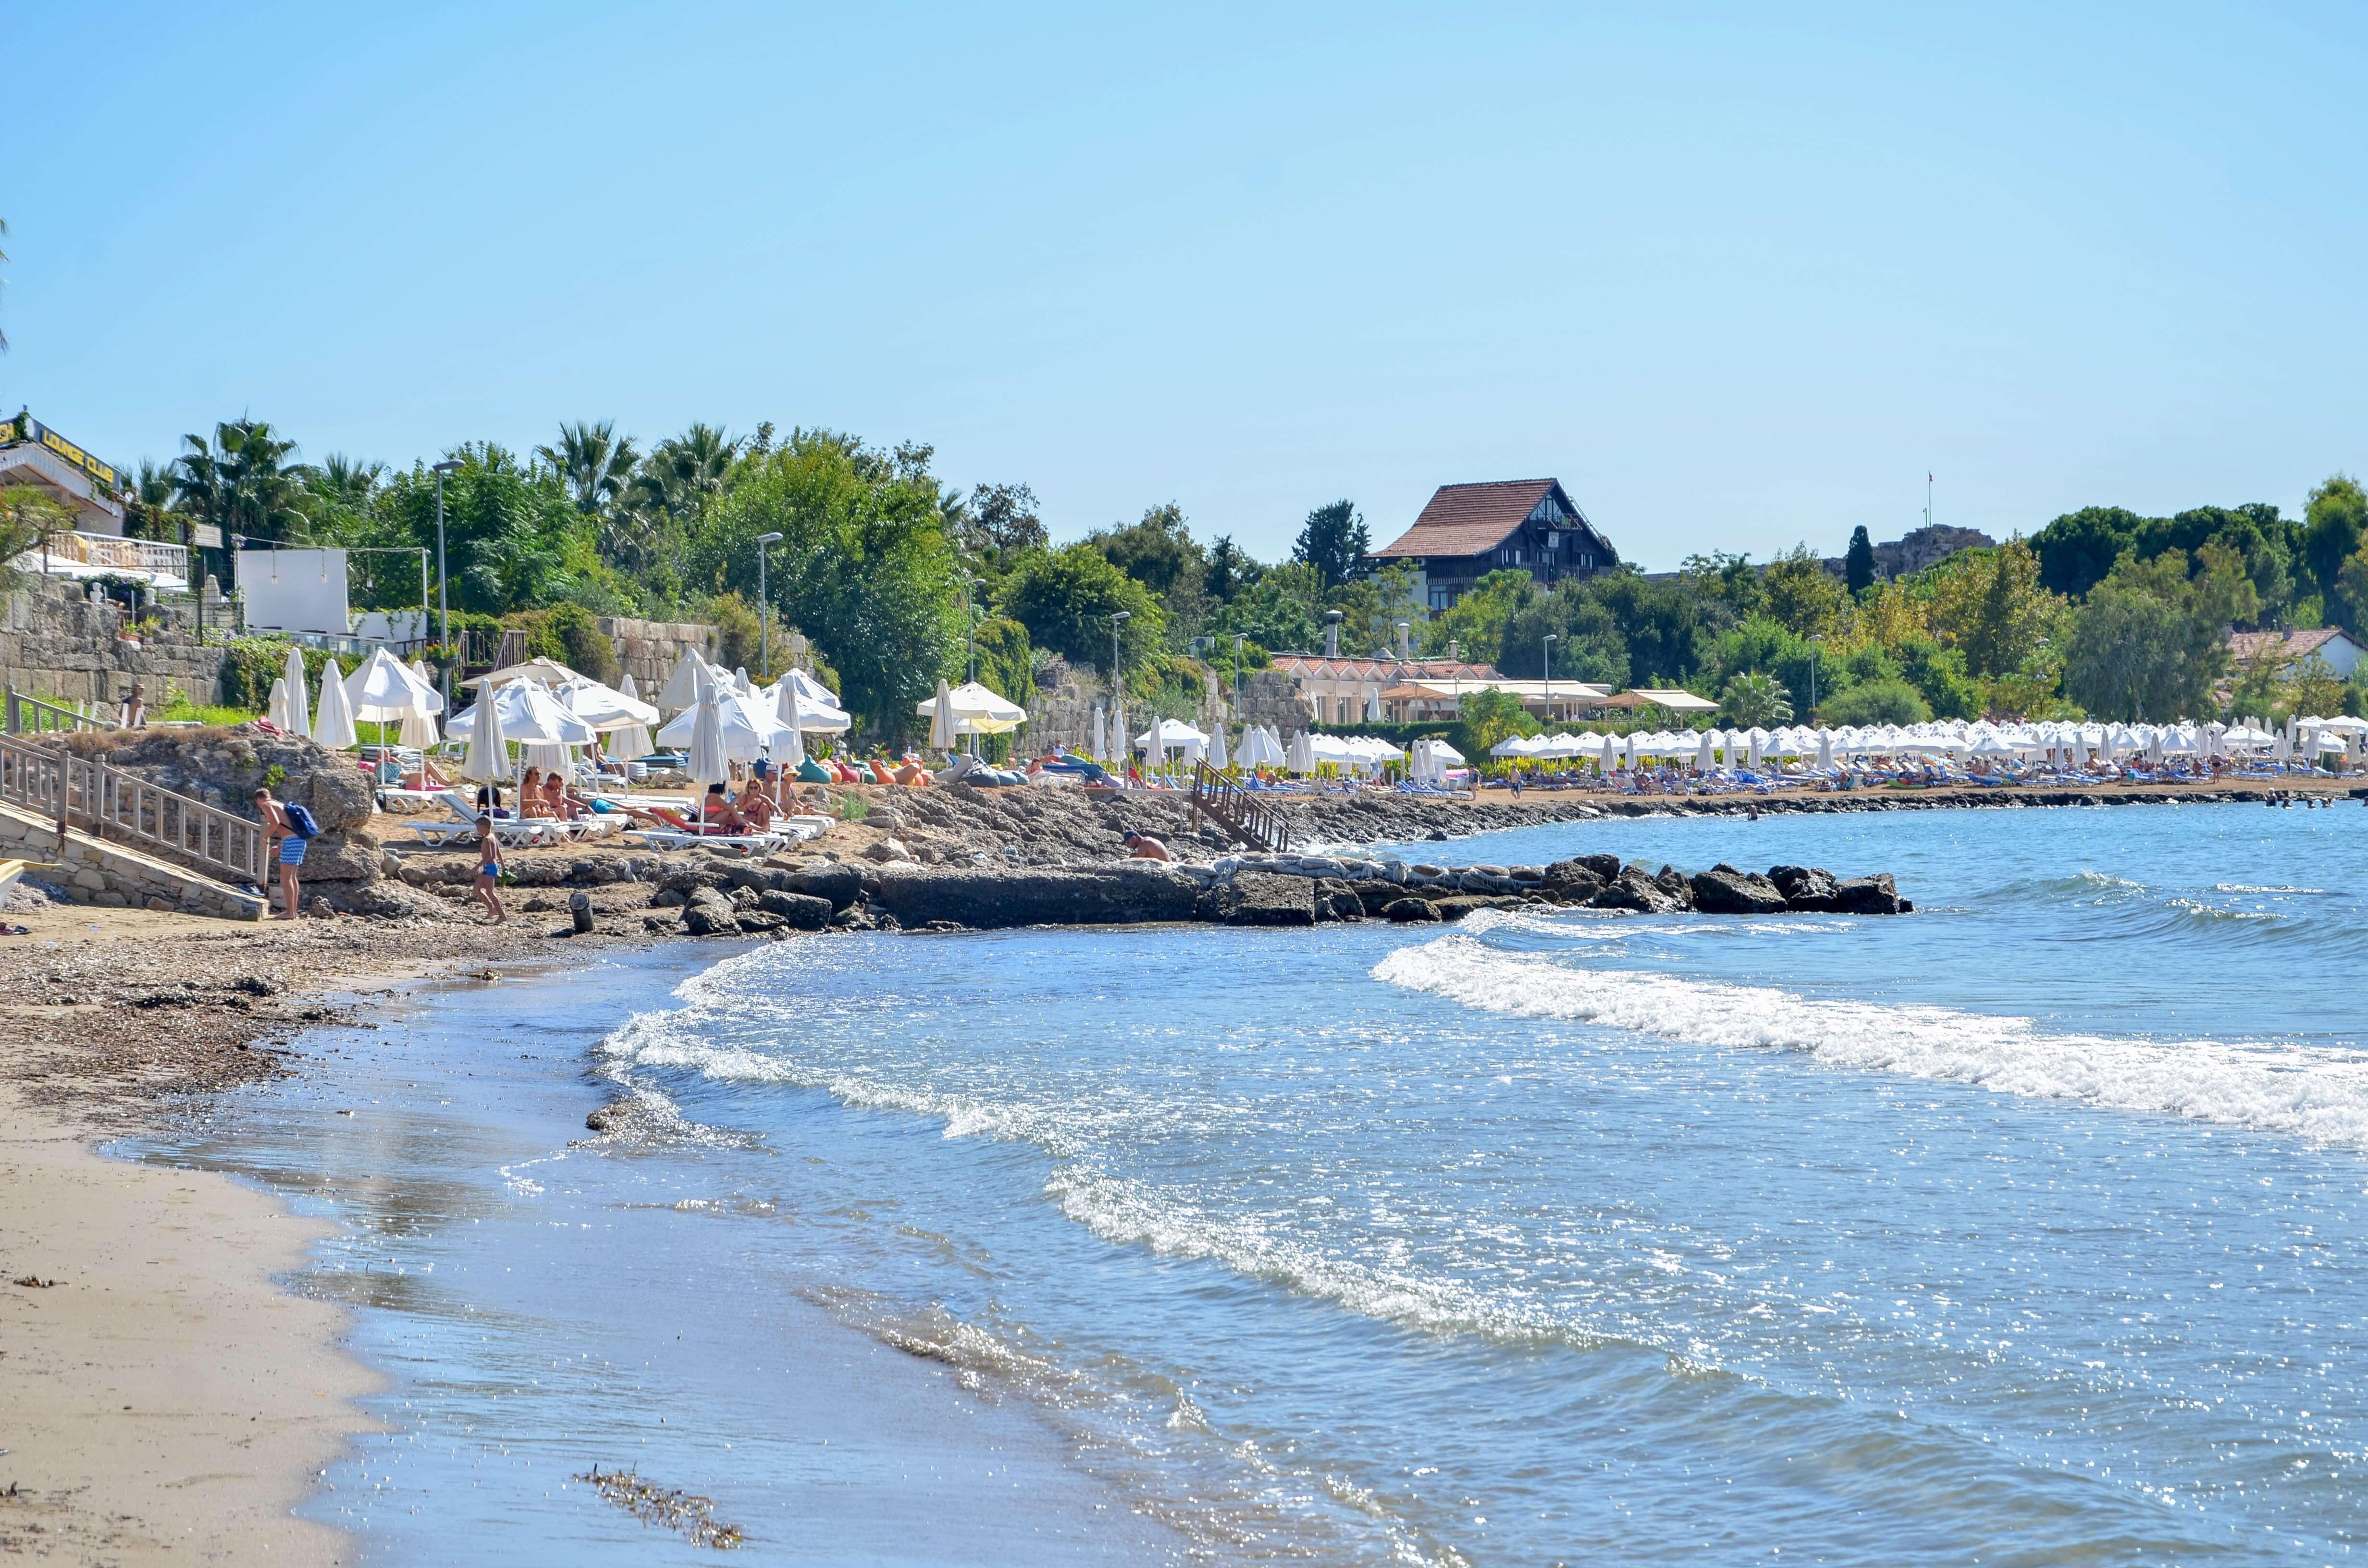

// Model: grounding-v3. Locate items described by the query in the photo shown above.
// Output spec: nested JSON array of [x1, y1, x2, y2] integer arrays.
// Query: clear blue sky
[[8, 2, 2366, 569]]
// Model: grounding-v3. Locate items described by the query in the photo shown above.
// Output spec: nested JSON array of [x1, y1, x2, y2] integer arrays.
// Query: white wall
[[238, 548, 350, 635]]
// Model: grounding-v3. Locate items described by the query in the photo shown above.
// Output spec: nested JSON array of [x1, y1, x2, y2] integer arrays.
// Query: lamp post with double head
[[754, 532, 784, 675], [432, 460, 462, 712]]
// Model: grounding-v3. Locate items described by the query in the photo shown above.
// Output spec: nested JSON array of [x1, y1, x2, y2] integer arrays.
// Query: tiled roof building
[[1371, 479, 1616, 610]]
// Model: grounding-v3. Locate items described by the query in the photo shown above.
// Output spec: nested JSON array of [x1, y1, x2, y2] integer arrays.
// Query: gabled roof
[[2227, 628, 2362, 662], [1373, 478, 1601, 559]]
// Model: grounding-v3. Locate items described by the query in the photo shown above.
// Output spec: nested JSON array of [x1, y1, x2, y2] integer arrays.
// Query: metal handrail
[[1189, 759, 1293, 853], [0, 732, 269, 887], [5, 688, 107, 735]]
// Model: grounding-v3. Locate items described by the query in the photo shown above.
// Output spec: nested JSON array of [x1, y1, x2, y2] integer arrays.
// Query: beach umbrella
[[1207, 723, 1229, 772], [685, 685, 732, 806], [654, 681, 789, 760], [448, 680, 600, 746], [559, 676, 659, 732], [310, 656, 359, 750], [1816, 729, 1835, 772], [345, 647, 444, 723], [1287, 729, 1316, 772], [461, 674, 509, 784], [283, 645, 312, 737], [463, 655, 578, 690], [266, 676, 292, 732], [773, 674, 806, 770], [1144, 718, 1168, 773], [913, 681, 1028, 736], [770, 669, 851, 733], [928, 678, 959, 751], [398, 702, 440, 751], [1093, 706, 1108, 762], [1747, 729, 1764, 770], [657, 649, 710, 717], [1112, 697, 1129, 768]]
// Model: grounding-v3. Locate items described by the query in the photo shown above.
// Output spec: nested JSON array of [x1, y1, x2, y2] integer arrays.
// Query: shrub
[[1817, 676, 1933, 727]]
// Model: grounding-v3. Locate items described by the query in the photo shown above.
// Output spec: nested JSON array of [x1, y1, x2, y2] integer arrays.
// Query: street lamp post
[[1808, 633, 1824, 716], [961, 575, 987, 683], [754, 532, 784, 674], [1542, 633, 1558, 725], [1232, 633, 1246, 717], [1110, 610, 1131, 762], [432, 460, 461, 712]]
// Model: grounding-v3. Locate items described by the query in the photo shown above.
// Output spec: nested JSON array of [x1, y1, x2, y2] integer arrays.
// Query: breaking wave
[[1372, 935, 2368, 1149]]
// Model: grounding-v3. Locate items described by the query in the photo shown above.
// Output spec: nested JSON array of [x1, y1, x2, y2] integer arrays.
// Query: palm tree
[[172, 418, 312, 545], [536, 419, 639, 515], [309, 453, 385, 507], [630, 422, 740, 522], [1719, 670, 1793, 728]]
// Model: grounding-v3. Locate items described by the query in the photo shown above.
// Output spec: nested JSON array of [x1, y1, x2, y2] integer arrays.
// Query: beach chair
[[624, 827, 788, 853], [397, 792, 571, 849]]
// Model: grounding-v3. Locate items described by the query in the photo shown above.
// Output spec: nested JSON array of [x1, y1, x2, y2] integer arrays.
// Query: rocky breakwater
[[49, 724, 439, 917], [1172, 851, 1910, 926]]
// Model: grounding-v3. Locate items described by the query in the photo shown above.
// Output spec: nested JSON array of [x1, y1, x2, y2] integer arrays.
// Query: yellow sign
[[6, 414, 120, 490]]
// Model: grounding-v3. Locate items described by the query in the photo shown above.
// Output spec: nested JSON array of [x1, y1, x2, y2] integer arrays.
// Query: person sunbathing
[[737, 783, 776, 831], [702, 783, 748, 833], [542, 771, 582, 822], [518, 768, 556, 819]]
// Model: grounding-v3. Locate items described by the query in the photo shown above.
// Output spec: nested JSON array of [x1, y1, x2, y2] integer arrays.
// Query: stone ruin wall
[[1025, 662, 1314, 755], [1, 574, 229, 710], [595, 615, 722, 694]]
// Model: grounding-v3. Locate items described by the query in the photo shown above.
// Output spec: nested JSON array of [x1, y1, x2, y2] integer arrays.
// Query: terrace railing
[[5, 687, 108, 736], [15, 529, 191, 584], [0, 731, 270, 888], [1189, 759, 1293, 854]]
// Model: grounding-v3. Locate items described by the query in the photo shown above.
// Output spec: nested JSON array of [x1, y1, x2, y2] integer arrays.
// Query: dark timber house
[[1371, 478, 1616, 610]]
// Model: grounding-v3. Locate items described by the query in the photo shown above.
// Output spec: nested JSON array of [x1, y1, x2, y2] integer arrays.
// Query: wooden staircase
[[1189, 760, 1293, 853], [0, 731, 271, 891]]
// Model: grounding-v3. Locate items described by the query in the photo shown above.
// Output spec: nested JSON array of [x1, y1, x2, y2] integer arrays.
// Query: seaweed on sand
[[574, 1466, 744, 1549]]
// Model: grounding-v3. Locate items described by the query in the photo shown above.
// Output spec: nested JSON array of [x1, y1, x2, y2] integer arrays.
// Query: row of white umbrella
[[1489, 714, 2368, 771]]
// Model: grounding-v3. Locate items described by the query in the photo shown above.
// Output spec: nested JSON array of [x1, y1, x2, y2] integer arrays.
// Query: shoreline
[[0, 905, 667, 1564], [0, 783, 2355, 1560]]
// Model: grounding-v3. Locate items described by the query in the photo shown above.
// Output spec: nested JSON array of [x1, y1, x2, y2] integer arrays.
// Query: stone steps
[[0, 798, 267, 920]]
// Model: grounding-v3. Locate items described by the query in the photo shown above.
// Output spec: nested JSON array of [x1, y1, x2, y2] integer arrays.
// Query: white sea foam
[[1372, 935, 2368, 1149]]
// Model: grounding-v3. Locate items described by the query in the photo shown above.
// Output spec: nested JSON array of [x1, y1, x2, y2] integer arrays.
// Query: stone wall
[[1234, 668, 1316, 738], [1, 574, 230, 710], [596, 615, 722, 694], [0, 802, 266, 919]]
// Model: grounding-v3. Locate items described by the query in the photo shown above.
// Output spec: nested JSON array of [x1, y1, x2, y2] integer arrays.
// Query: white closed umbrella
[[686, 684, 732, 809], [1144, 719, 1167, 772], [1092, 705, 1108, 762], [1208, 723, 1229, 772], [282, 645, 312, 737], [266, 676, 292, 732], [1815, 730, 1834, 772], [462, 675, 509, 784], [775, 674, 806, 770], [658, 650, 709, 718], [928, 678, 959, 752], [399, 702, 441, 751], [310, 657, 359, 750], [1111, 697, 1129, 768]]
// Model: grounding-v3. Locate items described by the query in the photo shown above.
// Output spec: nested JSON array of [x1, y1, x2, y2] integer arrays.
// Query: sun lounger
[[624, 828, 788, 853]]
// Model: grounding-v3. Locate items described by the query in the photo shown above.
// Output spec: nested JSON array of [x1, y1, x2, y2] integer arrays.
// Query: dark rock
[[1833, 873, 1901, 915], [295, 829, 382, 882], [735, 912, 788, 933], [1224, 870, 1316, 927], [870, 864, 1200, 930], [315, 881, 448, 919], [1314, 878, 1364, 922], [728, 885, 761, 911], [1350, 878, 1406, 915], [300, 761, 378, 832], [659, 863, 731, 895], [772, 861, 862, 910], [755, 889, 833, 930], [1654, 866, 1695, 907], [1591, 868, 1687, 914], [1769, 865, 1841, 911], [1691, 864, 1789, 915], [1540, 860, 1606, 902], [1381, 897, 1442, 922], [1428, 894, 1521, 920]]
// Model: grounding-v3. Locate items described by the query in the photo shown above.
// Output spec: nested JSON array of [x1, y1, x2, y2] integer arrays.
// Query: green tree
[[1926, 540, 2068, 679], [1294, 499, 1369, 590], [1452, 685, 1539, 763], [964, 482, 1047, 560], [2304, 476, 2367, 597], [1844, 525, 1876, 594], [1719, 669, 1793, 727], [2031, 506, 2144, 599], [1818, 677, 1931, 726], [999, 543, 1164, 674], [690, 429, 962, 737], [2289, 652, 2349, 720], [377, 444, 586, 613], [1091, 502, 1206, 631], [0, 485, 73, 578], [1502, 579, 1628, 685], [1204, 534, 1253, 604], [1760, 544, 1850, 637], [2336, 541, 2368, 639], [2061, 551, 2228, 720], [1419, 568, 1533, 660]]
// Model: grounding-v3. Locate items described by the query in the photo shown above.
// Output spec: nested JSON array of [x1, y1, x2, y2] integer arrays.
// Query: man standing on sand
[[254, 786, 303, 919]]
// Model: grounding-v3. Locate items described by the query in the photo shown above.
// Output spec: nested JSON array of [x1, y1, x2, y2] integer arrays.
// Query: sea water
[[147, 802, 2368, 1565]]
